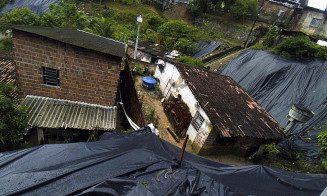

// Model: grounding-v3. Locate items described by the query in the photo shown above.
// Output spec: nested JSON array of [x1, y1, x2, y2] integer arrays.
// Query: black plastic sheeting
[[191, 41, 224, 59], [0, 0, 59, 16], [1, 127, 327, 196], [220, 49, 327, 160]]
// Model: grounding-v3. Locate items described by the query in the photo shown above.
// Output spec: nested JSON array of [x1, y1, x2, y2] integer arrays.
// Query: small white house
[[154, 59, 285, 154]]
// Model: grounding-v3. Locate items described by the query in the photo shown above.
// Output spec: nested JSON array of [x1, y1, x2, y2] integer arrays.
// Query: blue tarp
[[191, 41, 224, 59], [220, 49, 327, 159], [0, 127, 326, 195], [0, 0, 59, 16]]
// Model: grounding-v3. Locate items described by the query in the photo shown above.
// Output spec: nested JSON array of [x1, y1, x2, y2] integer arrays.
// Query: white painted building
[[154, 59, 212, 144], [154, 59, 285, 153]]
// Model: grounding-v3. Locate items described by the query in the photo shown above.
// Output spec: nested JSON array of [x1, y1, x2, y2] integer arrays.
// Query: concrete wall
[[293, 9, 327, 37], [154, 60, 215, 151], [13, 30, 121, 106]]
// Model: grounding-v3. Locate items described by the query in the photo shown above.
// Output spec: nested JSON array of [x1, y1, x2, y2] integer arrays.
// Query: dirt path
[[135, 76, 180, 147]]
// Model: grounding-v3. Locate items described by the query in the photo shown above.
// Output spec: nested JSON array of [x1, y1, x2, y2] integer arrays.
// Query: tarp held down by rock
[[220, 49, 327, 160], [0, 0, 59, 16], [0, 127, 326, 196]]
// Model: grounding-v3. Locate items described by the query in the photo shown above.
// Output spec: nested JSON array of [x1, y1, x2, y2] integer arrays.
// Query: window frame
[[310, 18, 321, 28], [191, 111, 204, 131], [42, 67, 60, 87]]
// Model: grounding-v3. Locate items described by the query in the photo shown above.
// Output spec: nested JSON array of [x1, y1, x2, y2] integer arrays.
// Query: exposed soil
[[134, 75, 253, 166], [134, 75, 180, 147]]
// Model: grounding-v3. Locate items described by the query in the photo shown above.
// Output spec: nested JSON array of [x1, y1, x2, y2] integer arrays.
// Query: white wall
[[154, 61, 213, 144]]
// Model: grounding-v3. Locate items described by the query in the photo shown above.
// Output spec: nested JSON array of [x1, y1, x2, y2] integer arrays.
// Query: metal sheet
[[21, 95, 117, 130]]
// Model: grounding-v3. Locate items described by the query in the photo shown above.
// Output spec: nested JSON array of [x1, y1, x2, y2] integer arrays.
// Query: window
[[277, 10, 285, 17], [43, 67, 60, 86], [310, 18, 321, 27], [191, 112, 204, 131]]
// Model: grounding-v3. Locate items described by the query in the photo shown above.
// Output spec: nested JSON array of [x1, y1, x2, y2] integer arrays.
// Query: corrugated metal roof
[[13, 26, 126, 58], [21, 95, 117, 130]]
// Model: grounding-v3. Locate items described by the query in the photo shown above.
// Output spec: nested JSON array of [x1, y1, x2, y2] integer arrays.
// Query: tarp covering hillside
[[0, 128, 326, 195], [0, 0, 58, 16], [191, 41, 224, 59], [220, 49, 327, 159]]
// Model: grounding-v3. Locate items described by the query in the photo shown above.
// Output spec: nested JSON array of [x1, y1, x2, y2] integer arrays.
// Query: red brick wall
[[13, 30, 121, 106]]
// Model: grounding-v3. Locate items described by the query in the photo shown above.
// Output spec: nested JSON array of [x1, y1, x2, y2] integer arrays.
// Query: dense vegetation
[[0, 83, 29, 152], [0, 1, 213, 54], [252, 27, 327, 60], [190, 0, 258, 20]]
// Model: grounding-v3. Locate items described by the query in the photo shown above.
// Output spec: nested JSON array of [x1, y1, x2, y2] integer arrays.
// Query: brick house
[[12, 26, 127, 144]]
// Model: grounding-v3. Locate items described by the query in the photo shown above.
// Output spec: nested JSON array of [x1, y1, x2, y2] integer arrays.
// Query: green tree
[[0, 84, 29, 152], [40, 3, 89, 28], [157, 21, 203, 52], [230, 0, 258, 22], [0, 8, 40, 33]]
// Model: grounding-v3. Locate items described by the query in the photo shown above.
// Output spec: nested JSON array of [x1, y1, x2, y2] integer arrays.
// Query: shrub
[[251, 43, 269, 50], [264, 143, 280, 155], [176, 56, 204, 67], [262, 26, 278, 47], [271, 36, 327, 60], [0, 84, 29, 151], [0, 38, 12, 51]]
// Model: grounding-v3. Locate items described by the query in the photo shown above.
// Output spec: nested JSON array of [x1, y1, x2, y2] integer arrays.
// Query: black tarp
[[191, 41, 224, 59], [0, 127, 326, 195], [220, 49, 327, 160], [0, 0, 58, 16]]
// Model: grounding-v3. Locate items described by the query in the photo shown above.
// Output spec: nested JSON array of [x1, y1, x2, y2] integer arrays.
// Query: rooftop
[[21, 95, 117, 131], [0, 51, 15, 85], [13, 26, 127, 58], [131, 41, 168, 57], [172, 61, 285, 139]]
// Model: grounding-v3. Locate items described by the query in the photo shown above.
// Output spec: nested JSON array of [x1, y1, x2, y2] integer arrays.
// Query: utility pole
[[134, 15, 143, 59], [244, 0, 265, 48]]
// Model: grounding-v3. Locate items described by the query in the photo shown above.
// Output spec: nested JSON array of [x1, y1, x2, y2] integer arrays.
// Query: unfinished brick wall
[[13, 30, 121, 106], [259, 0, 294, 26]]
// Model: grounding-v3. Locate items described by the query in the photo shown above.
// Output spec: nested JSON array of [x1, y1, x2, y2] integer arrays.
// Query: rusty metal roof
[[13, 26, 126, 58], [173, 62, 285, 139], [21, 95, 117, 130], [0, 58, 15, 85]]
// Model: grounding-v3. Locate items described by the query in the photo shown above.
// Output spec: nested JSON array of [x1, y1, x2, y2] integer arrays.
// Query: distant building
[[289, 6, 327, 38], [11, 26, 127, 144], [154, 59, 285, 154], [259, 0, 327, 39]]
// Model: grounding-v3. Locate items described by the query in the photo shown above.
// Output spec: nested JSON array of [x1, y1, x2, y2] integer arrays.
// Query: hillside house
[[259, 0, 327, 39], [12, 26, 127, 144], [288, 6, 327, 37], [154, 59, 285, 154]]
